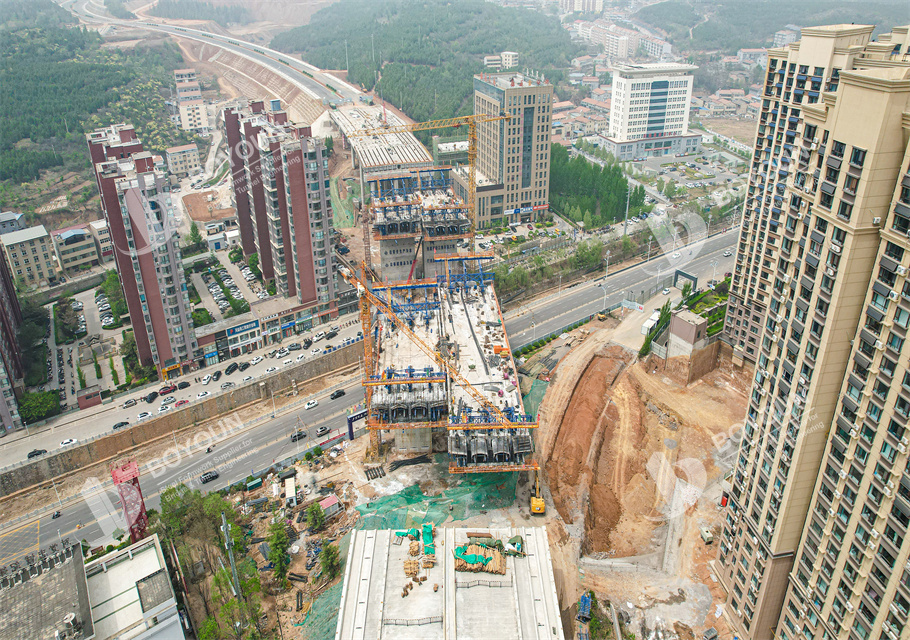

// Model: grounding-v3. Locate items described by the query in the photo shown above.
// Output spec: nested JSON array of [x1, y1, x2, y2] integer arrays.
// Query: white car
[[311, 347, 321, 355], [296, 354, 306, 362], [723, 250, 733, 257], [265, 367, 277, 374], [161, 396, 176, 405], [313, 331, 325, 341], [249, 356, 263, 365], [197, 391, 210, 399], [158, 404, 171, 413], [242, 376, 253, 382], [671, 252, 681, 259], [201, 374, 212, 385], [137, 412, 152, 420], [60, 438, 78, 447], [283, 358, 293, 366], [663, 288, 671, 295], [305, 400, 318, 410]]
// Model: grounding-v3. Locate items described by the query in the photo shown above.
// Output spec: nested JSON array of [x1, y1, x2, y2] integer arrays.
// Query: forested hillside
[[634, 0, 909, 52], [271, 0, 581, 123], [149, 0, 253, 26], [0, 0, 198, 212]]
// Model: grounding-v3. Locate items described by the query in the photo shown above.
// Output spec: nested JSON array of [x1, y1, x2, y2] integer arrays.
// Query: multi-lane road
[[2, 379, 362, 559], [504, 229, 738, 348], [64, 0, 362, 104]]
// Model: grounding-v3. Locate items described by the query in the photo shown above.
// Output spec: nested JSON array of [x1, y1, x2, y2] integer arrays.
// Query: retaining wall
[[0, 343, 361, 497]]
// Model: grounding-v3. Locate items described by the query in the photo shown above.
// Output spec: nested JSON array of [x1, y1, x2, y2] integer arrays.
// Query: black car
[[200, 470, 220, 484], [288, 343, 302, 351], [238, 361, 251, 372], [113, 421, 130, 430], [212, 370, 222, 382], [225, 362, 239, 375], [145, 391, 159, 403], [27, 449, 47, 459], [177, 381, 191, 390], [302, 338, 312, 349], [330, 389, 346, 400], [291, 430, 306, 442], [325, 330, 338, 340]]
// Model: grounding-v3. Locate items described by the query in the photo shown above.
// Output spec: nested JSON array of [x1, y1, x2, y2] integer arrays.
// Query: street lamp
[[711, 259, 718, 284]]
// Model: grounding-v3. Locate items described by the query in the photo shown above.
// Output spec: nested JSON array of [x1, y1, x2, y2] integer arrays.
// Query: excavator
[[530, 470, 545, 515]]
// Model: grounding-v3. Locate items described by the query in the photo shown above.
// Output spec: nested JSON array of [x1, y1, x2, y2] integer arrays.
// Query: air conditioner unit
[[834, 491, 842, 499], [899, 443, 907, 454], [887, 480, 895, 489], [873, 217, 882, 226], [810, 143, 818, 151], [849, 428, 858, 439], [761, 369, 770, 377], [812, 137, 819, 144], [846, 602, 855, 613], [782, 453, 790, 463], [783, 274, 791, 283], [776, 314, 785, 323], [890, 290, 899, 301], [796, 212, 804, 220], [831, 244, 841, 254], [828, 507, 836, 517], [867, 539, 878, 550], [884, 487, 893, 497], [774, 489, 781, 499], [871, 529, 879, 539], [875, 340, 885, 350], [794, 395, 804, 405], [898, 266, 907, 276], [759, 387, 767, 396], [901, 436, 909, 445], [839, 469, 848, 479], [826, 267, 836, 277]]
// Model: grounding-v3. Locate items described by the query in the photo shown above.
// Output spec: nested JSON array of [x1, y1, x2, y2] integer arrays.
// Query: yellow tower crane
[[347, 112, 511, 234]]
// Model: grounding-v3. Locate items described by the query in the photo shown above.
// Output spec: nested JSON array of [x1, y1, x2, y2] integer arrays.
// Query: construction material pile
[[454, 543, 506, 574]]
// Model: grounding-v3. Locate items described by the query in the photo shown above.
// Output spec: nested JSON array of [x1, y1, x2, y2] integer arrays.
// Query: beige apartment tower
[[718, 24, 910, 640]]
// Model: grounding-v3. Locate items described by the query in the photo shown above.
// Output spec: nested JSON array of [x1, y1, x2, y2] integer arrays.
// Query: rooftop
[[335, 526, 563, 640], [0, 544, 94, 640], [166, 143, 198, 154], [476, 71, 551, 91], [1, 224, 49, 246], [613, 62, 698, 77], [331, 106, 432, 171], [0, 211, 24, 223], [84, 534, 183, 640]]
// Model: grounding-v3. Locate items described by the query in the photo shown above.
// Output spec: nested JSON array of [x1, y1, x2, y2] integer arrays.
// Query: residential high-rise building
[[454, 71, 554, 229], [0, 252, 22, 433], [224, 100, 339, 313], [717, 24, 910, 640], [87, 124, 198, 379], [559, 0, 603, 13], [600, 62, 701, 160]]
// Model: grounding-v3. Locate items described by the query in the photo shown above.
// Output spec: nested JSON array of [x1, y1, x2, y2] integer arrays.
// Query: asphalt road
[[65, 0, 362, 103], [2, 380, 363, 559], [503, 229, 738, 349]]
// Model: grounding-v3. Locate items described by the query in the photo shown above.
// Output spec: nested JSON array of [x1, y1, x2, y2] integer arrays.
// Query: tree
[[665, 181, 677, 199], [681, 281, 693, 301], [247, 253, 260, 277], [656, 177, 665, 194], [320, 542, 341, 579], [18, 390, 61, 424], [188, 222, 203, 246], [77, 366, 86, 389], [198, 617, 222, 640], [325, 136, 334, 155], [267, 513, 290, 585], [307, 503, 325, 531]]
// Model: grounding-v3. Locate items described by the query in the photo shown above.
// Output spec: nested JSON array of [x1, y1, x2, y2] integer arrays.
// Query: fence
[[384, 617, 443, 626], [456, 577, 513, 589], [513, 302, 623, 353]]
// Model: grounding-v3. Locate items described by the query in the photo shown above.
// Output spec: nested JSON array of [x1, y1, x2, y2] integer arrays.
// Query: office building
[[717, 24, 910, 640], [88, 124, 198, 379], [89, 218, 113, 262], [0, 211, 25, 234], [453, 71, 554, 229], [600, 62, 701, 160], [51, 224, 100, 274], [165, 143, 201, 177], [0, 225, 58, 288], [224, 100, 339, 313]]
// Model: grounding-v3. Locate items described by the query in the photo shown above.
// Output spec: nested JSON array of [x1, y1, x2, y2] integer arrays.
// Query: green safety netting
[[521, 379, 549, 419], [422, 522, 435, 555], [356, 459, 518, 530], [395, 528, 420, 538], [296, 532, 351, 638], [454, 546, 491, 566]]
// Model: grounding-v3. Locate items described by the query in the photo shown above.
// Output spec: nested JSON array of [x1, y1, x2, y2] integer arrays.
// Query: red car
[[175, 399, 189, 408], [159, 385, 177, 395], [527, 224, 534, 230]]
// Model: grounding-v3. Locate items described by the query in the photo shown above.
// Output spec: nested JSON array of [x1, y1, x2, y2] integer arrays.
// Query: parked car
[[27, 449, 48, 459], [225, 362, 239, 375], [313, 331, 325, 342], [144, 391, 159, 403], [238, 362, 250, 372], [291, 431, 306, 442], [161, 396, 176, 405], [330, 389, 346, 400], [212, 371, 222, 382], [288, 343, 302, 351], [122, 398, 137, 408], [316, 425, 329, 436], [158, 405, 171, 413], [137, 412, 152, 420], [723, 250, 732, 257], [175, 400, 189, 408], [197, 391, 210, 399], [113, 421, 130, 430], [201, 374, 212, 385], [265, 367, 277, 374], [221, 382, 235, 390], [250, 356, 263, 365], [178, 381, 191, 390], [325, 330, 338, 340], [159, 385, 177, 395]]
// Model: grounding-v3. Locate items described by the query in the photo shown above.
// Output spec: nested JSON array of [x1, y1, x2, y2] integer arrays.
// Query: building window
[[850, 147, 866, 168]]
